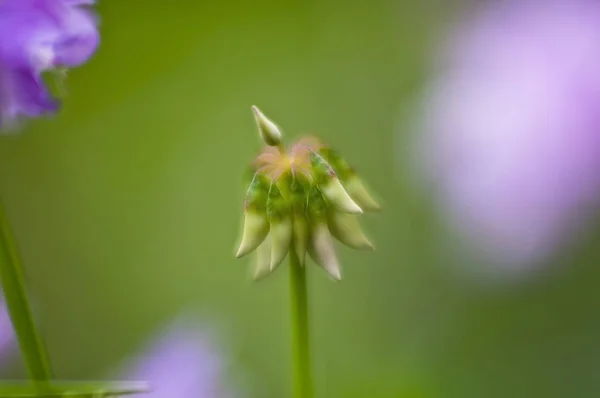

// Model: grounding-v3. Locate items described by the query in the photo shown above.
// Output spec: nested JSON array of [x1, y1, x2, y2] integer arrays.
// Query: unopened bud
[[236, 211, 269, 258], [318, 148, 381, 212], [253, 236, 272, 281], [310, 152, 362, 214], [320, 178, 362, 214], [306, 189, 341, 280], [327, 210, 374, 251], [345, 176, 381, 212], [252, 105, 282, 146], [236, 118, 379, 282], [236, 174, 271, 258], [308, 223, 341, 281], [269, 218, 292, 270]]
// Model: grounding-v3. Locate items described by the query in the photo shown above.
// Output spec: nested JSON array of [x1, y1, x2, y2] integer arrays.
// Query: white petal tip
[[235, 246, 248, 258], [348, 204, 363, 214], [335, 199, 363, 214], [328, 269, 342, 281]]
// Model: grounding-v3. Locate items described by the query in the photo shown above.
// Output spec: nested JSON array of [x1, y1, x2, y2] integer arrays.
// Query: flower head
[[0, 0, 99, 128], [415, 0, 600, 270], [236, 106, 379, 281]]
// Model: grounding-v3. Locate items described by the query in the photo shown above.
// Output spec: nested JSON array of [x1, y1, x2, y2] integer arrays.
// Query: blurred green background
[[2, 1, 600, 397]]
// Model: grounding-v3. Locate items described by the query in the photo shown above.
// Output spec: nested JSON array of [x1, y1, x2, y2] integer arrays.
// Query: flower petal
[[0, 68, 58, 127]]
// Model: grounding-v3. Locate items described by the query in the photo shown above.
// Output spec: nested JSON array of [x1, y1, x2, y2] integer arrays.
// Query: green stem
[[0, 200, 52, 392], [289, 250, 313, 398]]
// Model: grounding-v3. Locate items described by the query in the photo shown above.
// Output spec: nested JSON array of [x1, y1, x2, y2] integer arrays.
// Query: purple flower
[[415, 0, 600, 271], [0, 301, 15, 364], [0, 0, 99, 127], [118, 317, 234, 398]]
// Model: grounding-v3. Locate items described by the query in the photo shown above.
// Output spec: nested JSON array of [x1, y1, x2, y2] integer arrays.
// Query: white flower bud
[[320, 178, 362, 214], [252, 105, 282, 146], [344, 176, 381, 212], [269, 217, 292, 270], [253, 235, 272, 281], [308, 223, 341, 281], [236, 211, 269, 258], [327, 210, 374, 251]]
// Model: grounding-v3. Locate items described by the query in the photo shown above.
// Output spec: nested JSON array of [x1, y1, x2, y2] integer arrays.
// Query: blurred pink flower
[[120, 316, 234, 398], [416, 0, 600, 270]]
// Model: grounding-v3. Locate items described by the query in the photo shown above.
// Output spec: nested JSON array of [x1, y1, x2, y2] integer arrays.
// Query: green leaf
[[0, 380, 149, 397]]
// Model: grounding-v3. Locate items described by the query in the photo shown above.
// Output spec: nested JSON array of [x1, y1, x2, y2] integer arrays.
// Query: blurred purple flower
[[120, 317, 233, 398], [0, 0, 99, 127], [0, 301, 14, 363], [416, 0, 600, 270]]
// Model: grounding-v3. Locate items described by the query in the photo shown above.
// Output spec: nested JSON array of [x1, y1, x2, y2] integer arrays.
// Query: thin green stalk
[[0, 200, 52, 392], [289, 250, 313, 398]]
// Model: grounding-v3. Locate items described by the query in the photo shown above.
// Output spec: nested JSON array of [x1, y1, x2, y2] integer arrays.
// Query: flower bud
[[253, 236, 272, 281], [267, 183, 292, 270], [306, 188, 341, 280], [236, 211, 269, 258], [236, 120, 379, 282], [269, 218, 292, 270], [252, 105, 282, 146], [327, 210, 374, 251], [320, 178, 362, 214], [319, 147, 381, 212], [308, 223, 341, 281], [310, 152, 362, 214], [344, 176, 381, 212], [236, 174, 270, 258]]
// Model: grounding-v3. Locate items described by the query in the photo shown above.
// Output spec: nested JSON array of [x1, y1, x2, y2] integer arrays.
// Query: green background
[[1, 1, 600, 397]]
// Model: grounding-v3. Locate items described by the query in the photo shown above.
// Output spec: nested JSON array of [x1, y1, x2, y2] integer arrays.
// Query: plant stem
[[0, 199, 52, 392], [289, 250, 313, 398]]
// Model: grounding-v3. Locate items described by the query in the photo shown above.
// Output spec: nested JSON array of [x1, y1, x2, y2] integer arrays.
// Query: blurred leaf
[[0, 381, 148, 397]]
